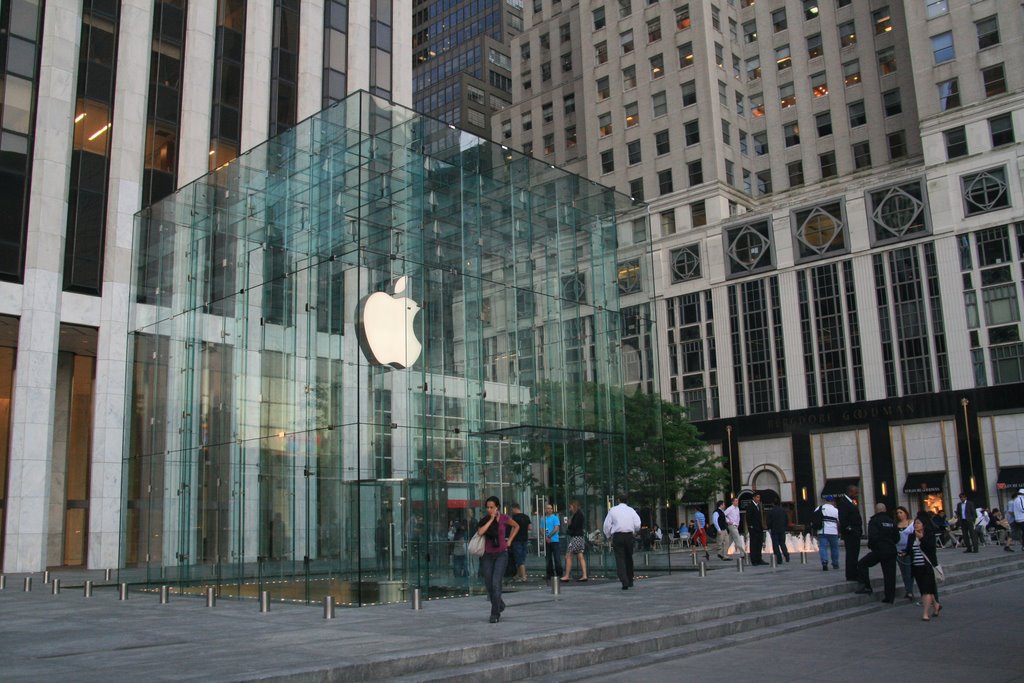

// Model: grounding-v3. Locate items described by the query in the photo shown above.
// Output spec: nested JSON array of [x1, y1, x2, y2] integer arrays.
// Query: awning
[[996, 466, 1024, 490], [821, 478, 859, 497], [903, 471, 946, 494]]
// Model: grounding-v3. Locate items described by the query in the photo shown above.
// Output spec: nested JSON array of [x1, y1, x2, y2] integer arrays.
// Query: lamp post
[[961, 398, 976, 492], [725, 425, 734, 498]]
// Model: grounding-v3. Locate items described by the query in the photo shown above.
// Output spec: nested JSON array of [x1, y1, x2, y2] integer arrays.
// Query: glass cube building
[[122, 92, 656, 604]]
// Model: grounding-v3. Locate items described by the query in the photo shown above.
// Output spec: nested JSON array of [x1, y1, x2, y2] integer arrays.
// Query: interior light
[[209, 149, 216, 156], [74, 112, 86, 123], [87, 123, 110, 141], [880, 481, 888, 496]]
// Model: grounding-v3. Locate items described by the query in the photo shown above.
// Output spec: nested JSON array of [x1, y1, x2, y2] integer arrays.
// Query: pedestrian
[[714, 500, 730, 560], [693, 508, 710, 560], [1009, 488, 1024, 551], [855, 503, 899, 602], [561, 499, 589, 582], [817, 495, 841, 571], [767, 503, 790, 564], [894, 506, 916, 601], [746, 493, 767, 565], [990, 508, 1012, 548], [907, 517, 942, 621], [509, 503, 531, 582], [838, 484, 863, 581], [543, 502, 562, 581], [603, 493, 641, 590], [476, 496, 520, 623], [956, 492, 978, 553], [723, 497, 747, 560], [975, 507, 990, 547], [450, 516, 468, 578]]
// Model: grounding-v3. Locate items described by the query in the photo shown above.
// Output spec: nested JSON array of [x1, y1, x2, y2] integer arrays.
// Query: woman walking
[[908, 517, 942, 621], [894, 506, 915, 601], [477, 496, 519, 623], [561, 499, 589, 582]]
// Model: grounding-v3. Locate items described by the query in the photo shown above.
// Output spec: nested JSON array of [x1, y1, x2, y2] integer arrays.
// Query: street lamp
[[961, 398, 976, 492]]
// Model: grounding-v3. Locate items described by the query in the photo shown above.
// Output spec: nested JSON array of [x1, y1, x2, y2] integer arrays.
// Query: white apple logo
[[357, 276, 422, 369]]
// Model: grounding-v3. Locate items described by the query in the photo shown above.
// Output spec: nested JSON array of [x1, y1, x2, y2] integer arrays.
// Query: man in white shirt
[[975, 507, 990, 546], [603, 494, 642, 589], [1010, 489, 1024, 551], [817, 495, 841, 571], [723, 497, 747, 559]]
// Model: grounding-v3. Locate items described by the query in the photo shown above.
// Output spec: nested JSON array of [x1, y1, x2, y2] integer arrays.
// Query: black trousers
[[612, 532, 635, 588], [856, 550, 897, 601], [843, 534, 861, 580], [545, 542, 562, 578], [749, 529, 765, 564], [772, 531, 790, 562], [958, 519, 977, 551]]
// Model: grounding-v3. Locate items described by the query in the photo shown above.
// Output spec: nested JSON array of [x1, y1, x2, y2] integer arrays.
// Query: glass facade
[[124, 92, 650, 605]]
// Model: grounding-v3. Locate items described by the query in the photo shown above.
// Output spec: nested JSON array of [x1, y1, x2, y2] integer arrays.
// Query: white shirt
[[725, 504, 740, 527], [603, 503, 641, 535], [975, 510, 989, 529], [1013, 495, 1024, 521], [819, 503, 840, 535]]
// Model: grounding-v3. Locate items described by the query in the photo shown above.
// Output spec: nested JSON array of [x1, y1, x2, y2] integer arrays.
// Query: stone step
[[376, 555, 1024, 683]]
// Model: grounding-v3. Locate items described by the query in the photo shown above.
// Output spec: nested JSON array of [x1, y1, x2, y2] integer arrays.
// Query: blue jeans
[[897, 553, 914, 595], [480, 552, 508, 617], [511, 541, 527, 568], [819, 534, 840, 568]]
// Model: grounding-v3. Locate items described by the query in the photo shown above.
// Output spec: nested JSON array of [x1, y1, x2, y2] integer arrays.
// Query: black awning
[[903, 471, 947, 494], [997, 466, 1024, 490], [821, 477, 859, 497]]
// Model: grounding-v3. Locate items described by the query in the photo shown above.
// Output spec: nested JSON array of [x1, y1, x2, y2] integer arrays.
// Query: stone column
[[297, 0, 325, 121], [240, 0, 272, 152]]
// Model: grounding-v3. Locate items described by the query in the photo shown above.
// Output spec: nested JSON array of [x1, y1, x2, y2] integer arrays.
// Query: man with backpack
[[816, 495, 841, 571]]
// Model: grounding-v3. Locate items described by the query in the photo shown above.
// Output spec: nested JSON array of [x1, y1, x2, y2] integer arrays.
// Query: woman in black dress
[[908, 518, 942, 621], [560, 499, 589, 582]]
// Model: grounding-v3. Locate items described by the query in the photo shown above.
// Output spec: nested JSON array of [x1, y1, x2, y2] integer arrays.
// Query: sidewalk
[[0, 545, 1019, 682]]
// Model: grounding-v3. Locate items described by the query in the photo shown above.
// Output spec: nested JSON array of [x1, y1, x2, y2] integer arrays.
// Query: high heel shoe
[[933, 603, 942, 617], [489, 614, 500, 623]]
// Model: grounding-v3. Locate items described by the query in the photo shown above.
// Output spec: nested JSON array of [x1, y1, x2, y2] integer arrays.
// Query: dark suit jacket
[[956, 500, 976, 526], [767, 506, 788, 536], [837, 495, 863, 538], [745, 503, 764, 532]]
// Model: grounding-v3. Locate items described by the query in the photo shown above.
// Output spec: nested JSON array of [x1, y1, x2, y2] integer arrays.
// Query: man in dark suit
[[746, 493, 767, 566], [837, 484, 863, 581], [957, 492, 978, 553], [855, 503, 899, 602], [767, 503, 790, 563]]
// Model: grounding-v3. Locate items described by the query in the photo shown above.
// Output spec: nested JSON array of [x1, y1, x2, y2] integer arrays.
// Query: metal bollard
[[43, 570, 50, 584], [411, 588, 422, 610], [771, 554, 777, 569], [118, 582, 128, 600], [551, 576, 560, 595], [736, 557, 744, 573], [800, 551, 807, 565], [206, 587, 216, 608], [23, 576, 32, 592], [51, 578, 61, 595], [644, 552, 650, 567], [323, 595, 335, 619], [0, 574, 6, 590], [691, 552, 697, 566], [159, 585, 170, 604], [259, 590, 270, 613], [699, 561, 707, 578], [84, 580, 93, 598], [104, 568, 113, 582]]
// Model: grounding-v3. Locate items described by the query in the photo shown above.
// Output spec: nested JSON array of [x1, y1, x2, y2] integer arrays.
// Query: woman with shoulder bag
[[908, 518, 942, 621], [476, 496, 519, 623], [561, 499, 589, 582]]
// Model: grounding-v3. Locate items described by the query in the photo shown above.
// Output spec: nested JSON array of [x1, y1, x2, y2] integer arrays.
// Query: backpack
[[808, 506, 824, 534]]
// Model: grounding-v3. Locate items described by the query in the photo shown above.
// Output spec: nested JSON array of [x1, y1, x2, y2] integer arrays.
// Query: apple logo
[[357, 275, 422, 369]]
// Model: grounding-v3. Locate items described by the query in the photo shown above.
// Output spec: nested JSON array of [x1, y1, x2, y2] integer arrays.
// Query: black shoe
[[822, 564, 829, 571], [489, 614, 500, 623], [963, 549, 972, 553], [500, 601, 506, 613], [905, 593, 914, 601], [1005, 546, 1014, 552], [621, 585, 629, 590], [881, 598, 895, 604], [854, 586, 873, 595]]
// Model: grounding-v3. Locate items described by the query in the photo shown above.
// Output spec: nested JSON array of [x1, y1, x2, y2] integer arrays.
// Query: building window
[[848, 100, 866, 127], [819, 151, 837, 178], [877, 47, 896, 75], [624, 65, 638, 89], [852, 141, 872, 169], [598, 112, 612, 136], [990, 114, 1014, 148], [711, 4, 721, 31], [883, 90, 901, 116], [618, 0, 632, 18], [650, 53, 665, 79], [725, 159, 735, 186], [593, 6, 606, 30], [944, 126, 967, 159], [648, 17, 662, 43], [565, 125, 577, 148], [962, 167, 1010, 216], [629, 178, 644, 201], [658, 169, 674, 195], [746, 56, 761, 81], [595, 41, 608, 64], [779, 82, 795, 108], [869, 180, 927, 243], [684, 120, 700, 145], [561, 52, 572, 72], [794, 201, 846, 259], [736, 92, 745, 115], [721, 119, 731, 144], [807, 33, 823, 59], [597, 76, 610, 100], [620, 29, 634, 54], [562, 273, 587, 305], [784, 122, 800, 147], [678, 41, 694, 67], [751, 132, 767, 156], [681, 80, 696, 106], [522, 111, 532, 131], [627, 140, 642, 165], [661, 209, 676, 235], [670, 245, 702, 282], [676, 5, 691, 31], [803, 1, 819, 21], [772, 9, 787, 32], [756, 170, 772, 195], [715, 42, 724, 68], [543, 133, 554, 155], [976, 16, 999, 49], [655, 129, 670, 155], [838, 21, 856, 48], [811, 71, 828, 97], [618, 259, 642, 294], [843, 60, 860, 86], [873, 7, 892, 34], [982, 64, 1006, 97], [888, 131, 906, 159], [600, 149, 614, 173], [652, 90, 668, 117], [563, 93, 575, 115], [788, 161, 804, 188], [938, 78, 960, 110], [687, 160, 703, 185], [744, 20, 758, 43], [725, 220, 773, 275], [926, 0, 948, 19], [931, 32, 954, 63], [816, 111, 832, 136], [992, 345, 1024, 385], [751, 92, 765, 117], [776, 45, 791, 71], [625, 101, 639, 128], [691, 201, 707, 227], [542, 102, 553, 123]]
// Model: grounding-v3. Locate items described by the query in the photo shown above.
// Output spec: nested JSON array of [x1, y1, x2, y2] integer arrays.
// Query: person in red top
[[477, 496, 520, 623]]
